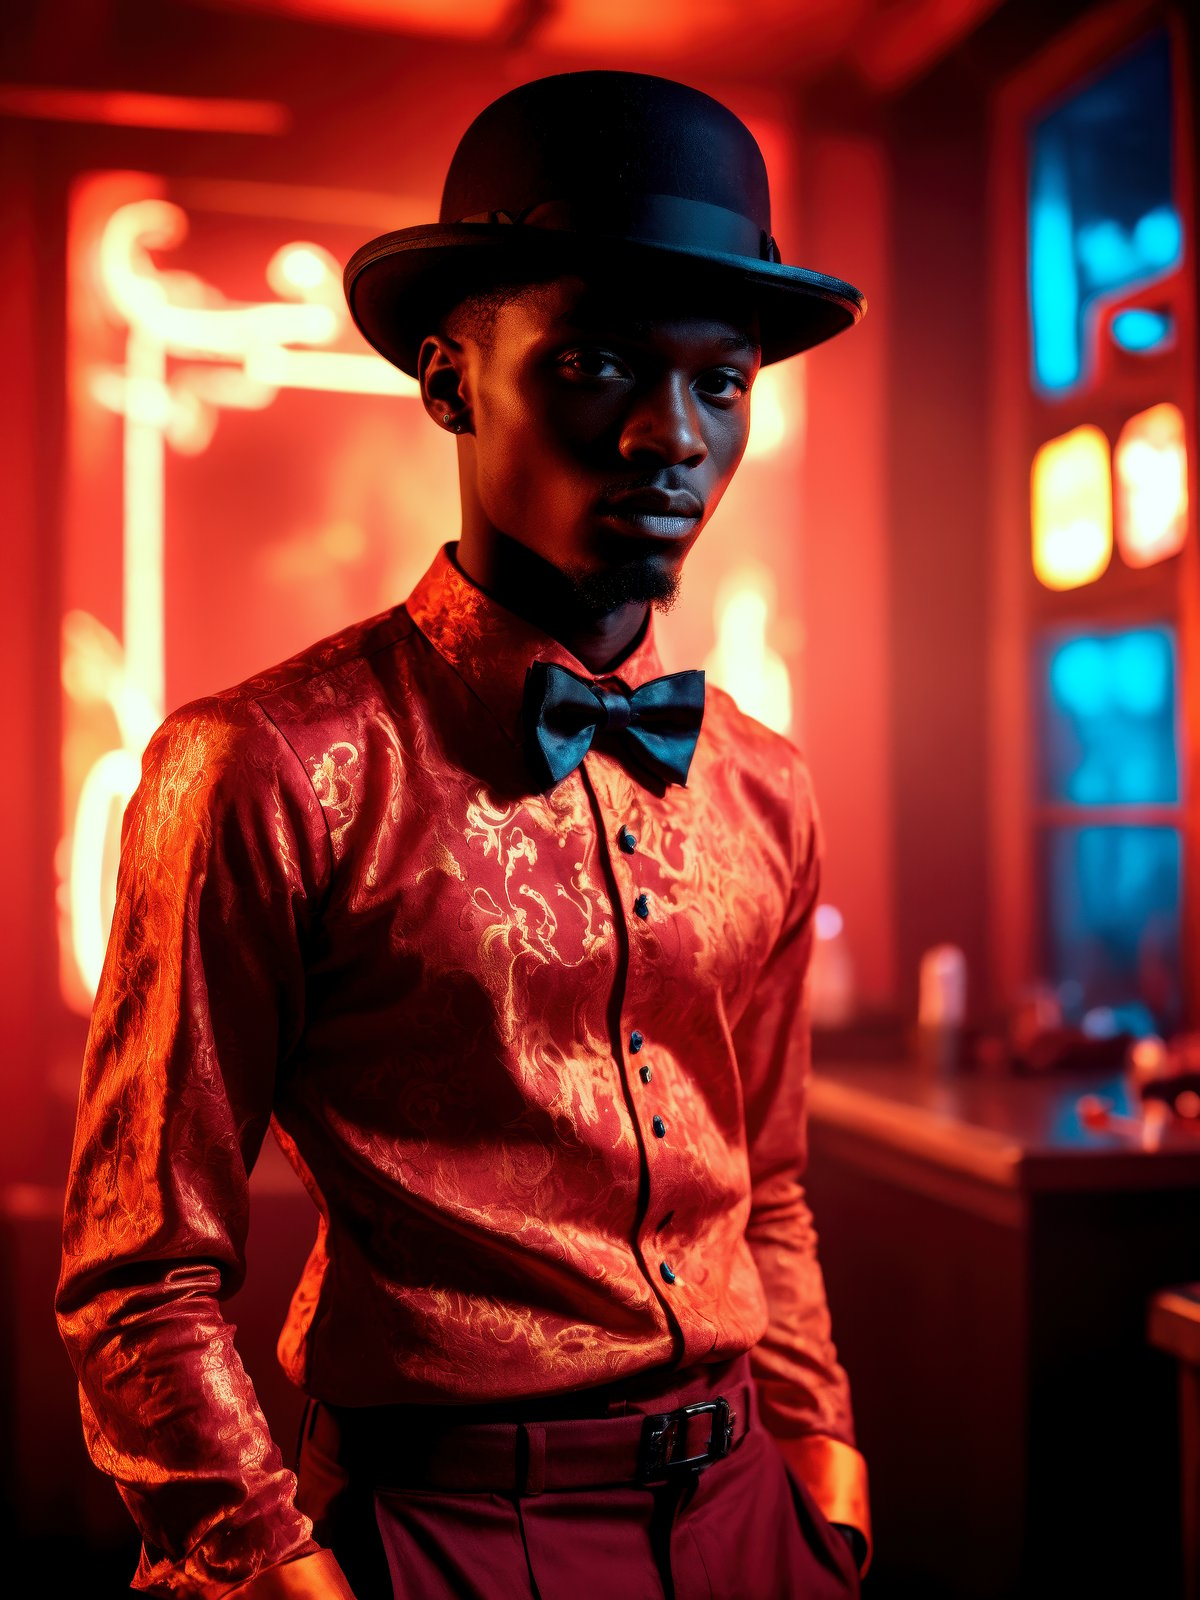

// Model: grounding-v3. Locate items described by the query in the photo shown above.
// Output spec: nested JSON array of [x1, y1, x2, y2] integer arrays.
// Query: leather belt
[[308, 1371, 758, 1496]]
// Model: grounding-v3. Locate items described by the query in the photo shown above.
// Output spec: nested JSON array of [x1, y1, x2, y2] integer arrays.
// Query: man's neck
[[451, 534, 650, 674]]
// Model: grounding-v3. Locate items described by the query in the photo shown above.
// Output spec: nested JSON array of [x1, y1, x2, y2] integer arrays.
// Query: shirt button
[[652, 1114, 667, 1138], [660, 1261, 677, 1284], [639, 1064, 653, 1083], [618, 825, 638, 853], [629, 1029, 644, 1053], [633, 892, 650, 919]]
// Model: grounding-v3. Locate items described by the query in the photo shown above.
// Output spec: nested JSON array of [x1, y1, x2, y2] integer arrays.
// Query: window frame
[[986, 0, 1198, 1025]]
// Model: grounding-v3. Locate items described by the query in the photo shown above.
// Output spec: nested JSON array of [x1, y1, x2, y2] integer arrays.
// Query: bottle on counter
[[917, 943, 967, 1077]]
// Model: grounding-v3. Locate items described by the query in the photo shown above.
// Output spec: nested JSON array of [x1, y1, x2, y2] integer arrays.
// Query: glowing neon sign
[[1031, 424, 1113, 591], [63, 192, 797, 1006], [1114, 402, 1189, 569], [703, 562, 793, 734], [63, 196, 419, 1003]]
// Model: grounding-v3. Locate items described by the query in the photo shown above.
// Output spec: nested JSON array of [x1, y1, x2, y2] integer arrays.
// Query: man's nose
[[617, 374, 708, 465]]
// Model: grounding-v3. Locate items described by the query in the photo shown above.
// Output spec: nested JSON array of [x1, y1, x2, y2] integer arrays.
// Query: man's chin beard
[[558, 554, 681, 621]]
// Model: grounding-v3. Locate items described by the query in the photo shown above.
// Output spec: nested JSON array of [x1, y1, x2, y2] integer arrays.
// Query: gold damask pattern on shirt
[[56, 541, 867, 1597]]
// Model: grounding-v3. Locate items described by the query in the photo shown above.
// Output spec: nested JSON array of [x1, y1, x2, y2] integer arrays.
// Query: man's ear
[[417, 332, 471, 433]]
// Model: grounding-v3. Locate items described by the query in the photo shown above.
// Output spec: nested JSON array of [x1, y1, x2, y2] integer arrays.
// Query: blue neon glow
[[1076, 218, 1140, 283], [1028, 30, 1181, 395], [1109, 630, 1172, 716], [1042, 625, 1177, 804], [1110, 308, 1174, 352], [1134, 205, 1183, 266], [1030, 139, 1080, 388], [1049, 637, 1108, 719], [1081, 1000, 1159, 1039]]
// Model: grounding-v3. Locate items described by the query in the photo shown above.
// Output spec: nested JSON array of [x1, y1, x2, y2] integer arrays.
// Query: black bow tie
[[522, 661, 705, 789]]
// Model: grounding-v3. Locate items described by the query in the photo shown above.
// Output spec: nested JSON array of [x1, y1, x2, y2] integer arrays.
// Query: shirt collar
[[404, 541, 670, 750]]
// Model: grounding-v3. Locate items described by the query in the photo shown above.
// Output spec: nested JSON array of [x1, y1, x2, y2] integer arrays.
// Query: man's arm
[[730, 755, 872, 1571], [55, 697, 353, 1598]]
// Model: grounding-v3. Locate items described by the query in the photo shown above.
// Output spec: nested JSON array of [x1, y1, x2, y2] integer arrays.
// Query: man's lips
[[597, 489, 704, 538], [600, 509, 702, 538]]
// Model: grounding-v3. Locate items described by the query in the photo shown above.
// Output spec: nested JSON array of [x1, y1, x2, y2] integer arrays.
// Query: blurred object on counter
[[1127, 1032, 1170, 1088], [1011, 1025, 1131, 1073], [916, 942, 967, 1076], [1126, 1031, 1200, 1131], [969, 979, 1134, 1075], [990, 979, 1130, 1073], [1008, 980, 1063, 1058], [810, 902, 856, 1028], [1073, 1031, 1178, 1146], [1001, 1022, 1130, 1075], [1074, 1091, 1170, 1147]]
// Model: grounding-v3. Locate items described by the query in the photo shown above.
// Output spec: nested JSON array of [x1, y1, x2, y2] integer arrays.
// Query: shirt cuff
[[222, 1550, 358, 1599], [774, 1433, 873, 1575]]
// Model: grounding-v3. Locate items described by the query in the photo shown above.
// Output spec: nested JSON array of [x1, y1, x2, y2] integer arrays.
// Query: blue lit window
[[1041, 626, 1178, 804], [1028, 30, 1180, 395], [1037, 622, 1182, 1036], [1041, 826, 1181, 1036]]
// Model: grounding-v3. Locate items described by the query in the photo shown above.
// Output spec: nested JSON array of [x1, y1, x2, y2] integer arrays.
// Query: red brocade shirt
[[56, 541, 870, 1598]]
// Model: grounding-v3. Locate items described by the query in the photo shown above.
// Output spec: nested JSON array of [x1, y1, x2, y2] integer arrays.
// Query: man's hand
[[831, 1521, 868, 1573]]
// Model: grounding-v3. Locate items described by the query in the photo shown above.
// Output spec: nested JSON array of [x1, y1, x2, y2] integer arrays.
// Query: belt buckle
[[636, 1396, 736, 1482]]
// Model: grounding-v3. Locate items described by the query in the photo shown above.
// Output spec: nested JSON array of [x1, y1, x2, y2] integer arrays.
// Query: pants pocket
[[682, 1425, 859, 1600], [779, 1458, 862, 1597], [372, 1485, 538, 1600]]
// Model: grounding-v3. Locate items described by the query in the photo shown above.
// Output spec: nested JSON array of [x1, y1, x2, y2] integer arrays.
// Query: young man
[[57, 69, 870, 1599]]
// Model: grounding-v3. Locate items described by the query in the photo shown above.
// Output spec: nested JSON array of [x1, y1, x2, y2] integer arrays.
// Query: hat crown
[[344, 68, 865, 378], [439, 70, 772, 236]]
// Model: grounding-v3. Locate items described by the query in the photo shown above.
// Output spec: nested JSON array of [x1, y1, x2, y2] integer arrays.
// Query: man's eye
[[699, 369, 750, 399], [558, 349, 626, 379]]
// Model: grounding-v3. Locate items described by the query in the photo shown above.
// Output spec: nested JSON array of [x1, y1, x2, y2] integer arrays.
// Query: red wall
[[800, 132, 897, 1011], [0, 123, 55, 1175]]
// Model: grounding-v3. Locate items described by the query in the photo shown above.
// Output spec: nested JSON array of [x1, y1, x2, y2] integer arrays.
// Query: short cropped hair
[[432, 252, 762, 360], [437, 278, 551, 356]]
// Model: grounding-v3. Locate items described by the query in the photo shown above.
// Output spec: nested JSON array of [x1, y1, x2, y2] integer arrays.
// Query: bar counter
[[805, 1058, 1200, 1599], [810, 1061, 1200, 1205]]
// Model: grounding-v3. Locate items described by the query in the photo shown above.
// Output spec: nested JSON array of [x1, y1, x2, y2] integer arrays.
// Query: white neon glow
[[245, 348, 417, 395], [97, 200, 341, 356], [273, 242, 331, 292], [1031, 424, 1113, 590], [64, 194, 420, 1005], [1115, 403, 1189, 568], [123, 327, 167, 719], [745, 360, 794, 459], [71, 748, 144, 996], [703, 563, 793, 734], [61, 609, 161, 753]]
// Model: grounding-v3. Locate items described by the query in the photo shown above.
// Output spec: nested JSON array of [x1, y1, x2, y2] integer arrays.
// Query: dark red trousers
[[295, 1352, 860, 1600]]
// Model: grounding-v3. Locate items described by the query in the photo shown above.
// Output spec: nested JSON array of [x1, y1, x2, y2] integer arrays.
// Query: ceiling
[[206, 0, 1007, 91]]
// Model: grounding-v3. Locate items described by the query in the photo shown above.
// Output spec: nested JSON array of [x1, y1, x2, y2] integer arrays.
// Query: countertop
[[807, 1059, 1200, 1195]]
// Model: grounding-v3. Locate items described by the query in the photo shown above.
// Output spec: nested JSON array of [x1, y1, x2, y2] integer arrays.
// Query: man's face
[[433, 268, 761, 617]]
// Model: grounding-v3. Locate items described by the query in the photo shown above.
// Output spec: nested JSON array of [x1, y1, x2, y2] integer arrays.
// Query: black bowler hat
[[344, 70, 866, 375]]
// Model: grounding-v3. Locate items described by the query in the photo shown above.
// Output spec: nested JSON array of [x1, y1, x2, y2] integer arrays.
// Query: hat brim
[[343, 224, 866, 377]]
